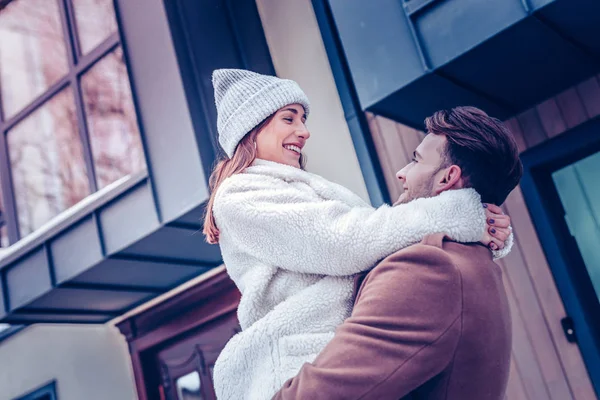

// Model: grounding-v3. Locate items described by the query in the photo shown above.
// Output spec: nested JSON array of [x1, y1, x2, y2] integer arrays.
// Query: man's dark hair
[[425, 106, 523, 205]]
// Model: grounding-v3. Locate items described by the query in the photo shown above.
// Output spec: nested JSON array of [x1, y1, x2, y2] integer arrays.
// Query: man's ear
[[433, 165, 464, 195]]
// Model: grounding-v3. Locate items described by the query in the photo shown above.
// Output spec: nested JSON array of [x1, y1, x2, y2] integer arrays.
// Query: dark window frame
[[0, 0, 124, 245], [520, 115, 600, 397], [13, 380, 58, 400]]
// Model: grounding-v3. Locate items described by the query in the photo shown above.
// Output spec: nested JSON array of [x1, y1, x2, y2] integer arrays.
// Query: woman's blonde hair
[[203, 114, 306, 244]]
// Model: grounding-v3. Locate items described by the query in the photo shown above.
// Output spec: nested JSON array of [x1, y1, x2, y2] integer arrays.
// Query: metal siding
[[118, 226, 222, 265], [69, 258, 209, 289], [50, 216, 104, 284], [530, 0, 555, 9], [24, 287, 155, 313], [328, 0, 424, 107], [4, 313, 112, 324], [327, 0, 600, 127], [414, 0, 526, 67], [98, 183, 160, 255], [5, 248, 51, 311], [115, 0, 211, 224], [370, 73, 508, 128], [537, 0, 600, 54], [439, 17, 597, 110]]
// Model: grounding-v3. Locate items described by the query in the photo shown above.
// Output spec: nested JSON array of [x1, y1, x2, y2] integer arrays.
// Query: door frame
[[116, 270, 241, 400], [520, 115, 600, 396]]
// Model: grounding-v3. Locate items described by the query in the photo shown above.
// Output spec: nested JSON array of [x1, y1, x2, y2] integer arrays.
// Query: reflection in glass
[[176, 371, 204, 400], [0, 224, 8, 248], [0, 0, 69, 117], [81, 47, 146, 189], [7, 88, 90, 237], [552, 151, 600, 301], [72, 0, 118, 55]]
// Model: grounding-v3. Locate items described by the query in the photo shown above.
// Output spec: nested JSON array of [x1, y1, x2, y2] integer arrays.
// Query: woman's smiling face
[[255, 104, 310, 168]]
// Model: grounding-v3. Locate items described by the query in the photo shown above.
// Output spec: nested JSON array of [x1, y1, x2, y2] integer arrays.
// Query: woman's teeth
[[284, 144, 301, 154]]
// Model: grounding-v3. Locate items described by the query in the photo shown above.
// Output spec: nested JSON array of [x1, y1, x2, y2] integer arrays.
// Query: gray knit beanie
[[212, 69, 310, 157]]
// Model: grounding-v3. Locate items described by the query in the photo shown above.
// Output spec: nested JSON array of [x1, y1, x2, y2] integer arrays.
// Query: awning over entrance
[[0, 0, 274, 324], [328, 0, 600, 127], [0, 174, 220, 324]]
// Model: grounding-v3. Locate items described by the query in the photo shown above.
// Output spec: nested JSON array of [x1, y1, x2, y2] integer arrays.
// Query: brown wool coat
[[273, 233, 512, 400]]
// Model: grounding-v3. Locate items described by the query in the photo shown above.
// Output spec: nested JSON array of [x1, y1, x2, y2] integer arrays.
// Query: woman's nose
[[297, 126, 310, 140]]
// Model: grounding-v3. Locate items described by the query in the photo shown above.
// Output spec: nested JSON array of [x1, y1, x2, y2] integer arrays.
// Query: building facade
[[0, 0, 599, 399]]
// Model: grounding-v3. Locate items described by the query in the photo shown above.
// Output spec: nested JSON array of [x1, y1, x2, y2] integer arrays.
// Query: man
[[273, 106, 523, 400]]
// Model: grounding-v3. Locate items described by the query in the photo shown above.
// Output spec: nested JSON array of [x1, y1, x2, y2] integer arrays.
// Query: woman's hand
[[481, 203, 511, 251]]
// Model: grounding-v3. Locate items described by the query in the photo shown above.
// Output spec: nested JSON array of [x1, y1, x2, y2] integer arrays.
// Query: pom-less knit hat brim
[[212, 69, 310, 157]]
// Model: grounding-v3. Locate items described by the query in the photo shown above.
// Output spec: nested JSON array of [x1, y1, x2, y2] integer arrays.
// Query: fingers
[[482, 203, 511, 252], [489, 226, 510, 242], [487, 214, 510, 229], [482, 233, 505, 251], [484, 203, 503, 215]]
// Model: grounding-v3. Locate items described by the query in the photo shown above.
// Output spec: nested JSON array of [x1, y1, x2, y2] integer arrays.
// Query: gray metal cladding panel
[[24, 287, 155, 312], [369, 73, 510, 129], [99, 182, 160, 255], [174, 203, 206, 228], [50, 216, 104, 284], [116, 0, 211, 224], [537, 0, 600, 54], [530, 0, 557, 10], [328, 0, 424, 108], [4, 312, 113, 324], [69, 257, 209, 289], [439, 17, 598, 111], [119, 225, 222, 265], [414, 0, 527, 68], [5, 248, 52, 311]]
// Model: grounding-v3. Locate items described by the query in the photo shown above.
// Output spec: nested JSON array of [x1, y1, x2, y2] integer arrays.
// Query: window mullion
[[57, 0, 99, 193], [61, 0, 83, 63], [0, 131, 21, 243], [75, 33, 120, 76], [0, 27, 18, 244]]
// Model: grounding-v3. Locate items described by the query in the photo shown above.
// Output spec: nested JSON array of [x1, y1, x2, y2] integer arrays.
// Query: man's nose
[[396, 167, 407, 182]]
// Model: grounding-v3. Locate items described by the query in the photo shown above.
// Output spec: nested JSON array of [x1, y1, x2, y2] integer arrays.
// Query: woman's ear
[[434, 165, 464, 194]]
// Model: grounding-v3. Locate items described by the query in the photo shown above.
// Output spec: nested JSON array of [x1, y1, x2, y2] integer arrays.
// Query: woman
[[205, 69, 511, 399]]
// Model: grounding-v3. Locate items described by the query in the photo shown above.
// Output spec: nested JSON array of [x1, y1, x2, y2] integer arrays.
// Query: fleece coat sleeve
[[213, 173, 486, 276]]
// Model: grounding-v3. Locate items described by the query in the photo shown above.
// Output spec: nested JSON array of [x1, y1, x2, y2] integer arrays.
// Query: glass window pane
[[176, 371, 204, 400], [81, 47, 146, 189], [72, 0, 118, 55], [552, 151, 600, 301], [0, 0, 69, 118], [7, 88, 90, 237], [0, 224, 8, 248]]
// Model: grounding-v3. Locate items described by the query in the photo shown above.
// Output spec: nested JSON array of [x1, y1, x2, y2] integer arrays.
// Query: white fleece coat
[[212, 159, 497, 400]]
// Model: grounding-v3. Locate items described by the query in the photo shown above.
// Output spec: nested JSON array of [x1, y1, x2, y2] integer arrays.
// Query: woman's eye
[[284, 118, 293, 123], [411, 158, 418, 163]]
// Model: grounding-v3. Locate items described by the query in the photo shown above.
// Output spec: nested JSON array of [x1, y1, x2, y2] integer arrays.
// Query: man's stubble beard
[[393, 172, 438, 206]]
